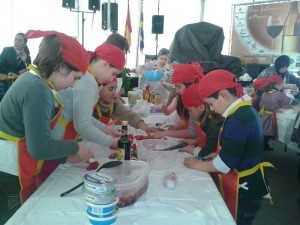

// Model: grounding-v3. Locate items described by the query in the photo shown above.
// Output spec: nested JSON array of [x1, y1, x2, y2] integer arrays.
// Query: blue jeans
[[237, 199, 263, 225]]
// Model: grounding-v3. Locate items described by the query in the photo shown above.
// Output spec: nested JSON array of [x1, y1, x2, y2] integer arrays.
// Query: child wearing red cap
[[251, 78, 269, 112], [55, 43, 126, 150], [179, 83, 223, 159], [152, 63, 203, 139], [0, 30, 94, 224], [92, 78, 154, 134], [184, 69, 273, 225], [259, 75, 300, 151]]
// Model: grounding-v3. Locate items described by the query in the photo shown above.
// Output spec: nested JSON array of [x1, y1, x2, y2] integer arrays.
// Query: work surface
[[6, 113, 235, 225]]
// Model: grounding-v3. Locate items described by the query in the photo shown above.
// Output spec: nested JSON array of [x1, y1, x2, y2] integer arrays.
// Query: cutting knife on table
[[152, 142, 188, 151]]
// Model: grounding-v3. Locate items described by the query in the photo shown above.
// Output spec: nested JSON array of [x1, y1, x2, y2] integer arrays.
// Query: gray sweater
[[55, 72, 113, 147], [0, 72, 78, 162]]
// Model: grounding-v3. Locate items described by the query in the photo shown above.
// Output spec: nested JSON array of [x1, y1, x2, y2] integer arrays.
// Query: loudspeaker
[[89, 0, 100, 11], [152, 15, 164, 34], [102, 3, 118, 31], [62, 0, 75, 9]]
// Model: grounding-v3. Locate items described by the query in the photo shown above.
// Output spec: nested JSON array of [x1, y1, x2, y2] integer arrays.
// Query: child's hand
[[151, 131, 166, 139], [183, 157, 202, 170]]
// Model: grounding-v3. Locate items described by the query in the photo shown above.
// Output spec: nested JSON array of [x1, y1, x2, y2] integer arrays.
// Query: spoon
[[60, 160, 123, 197]]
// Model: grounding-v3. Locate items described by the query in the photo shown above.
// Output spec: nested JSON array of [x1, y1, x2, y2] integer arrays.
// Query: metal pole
[[82, 12, 85, 47]]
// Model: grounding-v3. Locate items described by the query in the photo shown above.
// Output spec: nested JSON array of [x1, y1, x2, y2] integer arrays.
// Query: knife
[[153, 142, 188, 151]]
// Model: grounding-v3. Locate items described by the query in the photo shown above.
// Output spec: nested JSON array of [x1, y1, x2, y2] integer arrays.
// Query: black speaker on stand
[[89, 0, 100, 11], [62, 0, 75, 9], [152, 15, 164, 34], [102, 3, 118, 32], [151, 15, 164, 56]]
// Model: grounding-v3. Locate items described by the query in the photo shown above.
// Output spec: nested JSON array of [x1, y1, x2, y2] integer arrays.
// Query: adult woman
[[258, 55, 300, 96], [0, 30, 93, 225], [0, 32, 31, 75], [136, 48, 174, 100]]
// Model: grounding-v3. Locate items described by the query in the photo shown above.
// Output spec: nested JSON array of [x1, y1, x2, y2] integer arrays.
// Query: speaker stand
[[155, 34, 158, 58]]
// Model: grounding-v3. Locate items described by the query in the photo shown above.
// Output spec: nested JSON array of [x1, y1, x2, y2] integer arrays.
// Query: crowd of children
[[2, 29, 298, 225]]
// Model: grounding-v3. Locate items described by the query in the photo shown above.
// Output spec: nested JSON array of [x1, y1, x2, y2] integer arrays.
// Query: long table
[[276, 108, 300, 153], [5, 114, 236, 225]]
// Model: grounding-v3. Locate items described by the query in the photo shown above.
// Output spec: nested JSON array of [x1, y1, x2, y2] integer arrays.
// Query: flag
[[139, 0, 144, 54], [124, 0, 132, 52]]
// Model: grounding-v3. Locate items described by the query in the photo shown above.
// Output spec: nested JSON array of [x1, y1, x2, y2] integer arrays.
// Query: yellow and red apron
[[94, 104, 116, 126], [259, 105, 278, 139], [0, 96, 63, 203], [216, 100, 274, 221]]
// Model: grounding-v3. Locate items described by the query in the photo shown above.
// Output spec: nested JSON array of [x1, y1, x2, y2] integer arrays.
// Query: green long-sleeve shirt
[[0, 72, 78, 163]]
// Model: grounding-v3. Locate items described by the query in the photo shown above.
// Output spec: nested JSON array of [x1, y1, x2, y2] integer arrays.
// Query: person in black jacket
[[258, 55, 300, 98], [0, 33, 31, 75]]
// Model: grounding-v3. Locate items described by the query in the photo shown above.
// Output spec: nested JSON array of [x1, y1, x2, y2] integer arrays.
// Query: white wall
[[0, 0, 259, 68]]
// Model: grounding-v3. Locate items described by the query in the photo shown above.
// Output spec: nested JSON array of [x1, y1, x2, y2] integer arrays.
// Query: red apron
[[0, 97, 63, 203], [95, 104, 116, 126], [195, 119, 219, 185], [216, 100, 273, 221], [194, 121, 206, 148]]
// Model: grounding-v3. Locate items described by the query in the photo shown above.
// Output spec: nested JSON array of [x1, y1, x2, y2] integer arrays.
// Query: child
[[93, 77, 154, 134], [165, 62, 203, 121], [0, 30, 94, 224], [184, 69, 273, 225], [259, 75, 300, 151], [179, 83, 223, 158], [152, 63, 203, 139], [251, 78, 269, 112]]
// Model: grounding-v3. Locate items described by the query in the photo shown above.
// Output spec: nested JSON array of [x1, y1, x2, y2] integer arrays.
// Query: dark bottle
[[118, 121, 131, 160]]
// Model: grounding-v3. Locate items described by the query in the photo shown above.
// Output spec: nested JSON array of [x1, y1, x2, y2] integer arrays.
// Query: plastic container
[[83, 172, 116, 194], [87, 207, 119, 225], [101, 160, 150, 208], [82, 186, 116, 205], [86, 194, 119, 216], [136, 139, 178, 170], [144, 71, 164, 81]]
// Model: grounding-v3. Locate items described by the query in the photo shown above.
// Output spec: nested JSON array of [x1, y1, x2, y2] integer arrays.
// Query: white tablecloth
[[276, 109, 300, 153], [6, 114, 236, 225]]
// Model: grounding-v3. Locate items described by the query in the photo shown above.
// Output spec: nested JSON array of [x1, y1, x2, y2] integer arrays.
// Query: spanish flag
[[124, 0, 132, 52]]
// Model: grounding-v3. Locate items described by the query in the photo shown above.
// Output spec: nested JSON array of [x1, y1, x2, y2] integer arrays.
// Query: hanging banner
[[230, 1, 300, 69]]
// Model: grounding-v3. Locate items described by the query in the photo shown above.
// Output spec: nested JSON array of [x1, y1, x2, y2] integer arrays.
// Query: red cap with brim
[[252, 78, 269, 90], [93, 43, 125, 71], [172, 62, 204, 84], [198, 69, 243, 99], [182, 83, 204, 107], [25, 30, 90, 74]]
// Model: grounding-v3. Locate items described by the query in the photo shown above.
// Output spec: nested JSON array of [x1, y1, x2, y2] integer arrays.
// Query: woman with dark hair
[[0, 33, 31, 75], [258, 55, 300, 96]]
